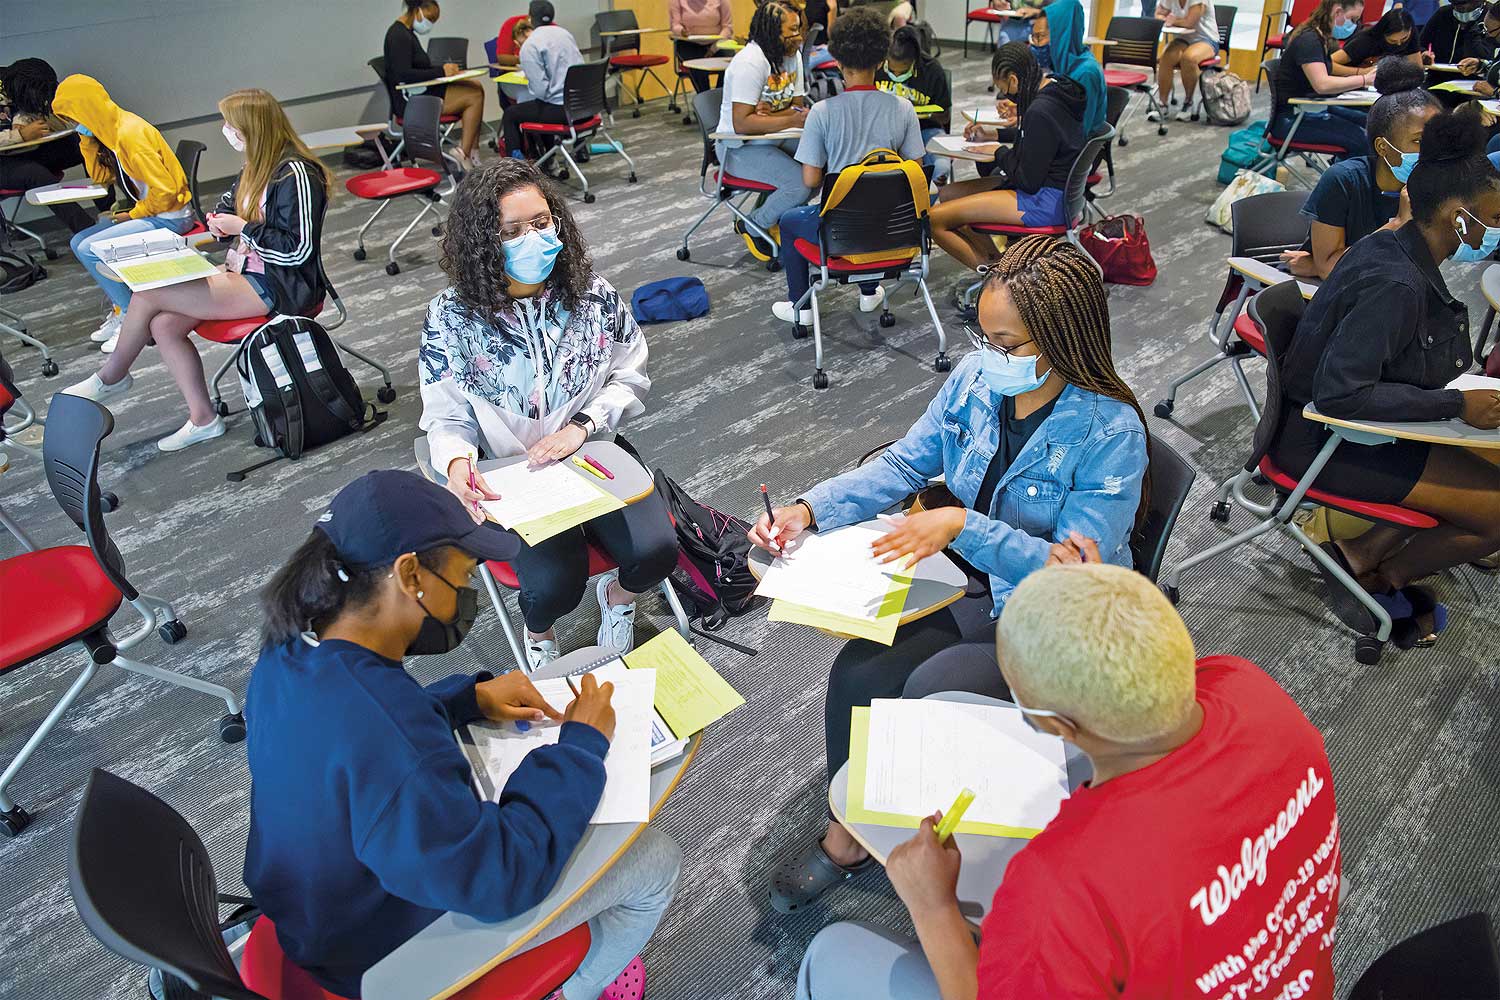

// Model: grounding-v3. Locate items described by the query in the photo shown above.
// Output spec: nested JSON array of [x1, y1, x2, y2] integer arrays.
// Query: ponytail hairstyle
[[1290, 0, 1362, 48], [1372, 53, 1426, 95], [889, 24, 931, 69], [259, 530, 451, 647], [991, 42, 1044, 117], [218, 88, 333, 223], [749, 2, 793, 64], [1406, 107, 1500, 223], [981, 236, 1152, 529]]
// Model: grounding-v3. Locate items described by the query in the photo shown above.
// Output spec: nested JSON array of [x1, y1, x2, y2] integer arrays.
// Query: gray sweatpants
[[796, 921, 940, 1000], [716, 138, 813, 229]]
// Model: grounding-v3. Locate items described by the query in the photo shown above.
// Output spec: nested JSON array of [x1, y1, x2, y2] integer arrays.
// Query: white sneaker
[[526, 637, 560, 671], [1175, 108, 1195, 123], [89, 308, 122, 343], [61, 371, 133, 403], [1146, 109, 1164, 123], [100, 331, 119, 354], [156, 415, 226, 452], [858, 286, 887, 313], [595, 571, 637, 653], [772, 300, 813, 325]]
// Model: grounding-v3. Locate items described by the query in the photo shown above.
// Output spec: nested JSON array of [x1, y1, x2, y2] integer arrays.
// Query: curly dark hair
[[1, 59, 59, 116], [438, 157, 594, 317], [749, 2, 793, 64], [829, 7, 890, 71]]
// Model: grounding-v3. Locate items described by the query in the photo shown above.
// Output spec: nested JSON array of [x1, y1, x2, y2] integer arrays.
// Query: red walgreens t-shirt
[[976, 656, 1341, 1000]]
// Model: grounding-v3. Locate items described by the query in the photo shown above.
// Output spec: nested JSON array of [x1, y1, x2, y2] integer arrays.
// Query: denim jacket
[[800, 354, 1147, 615]]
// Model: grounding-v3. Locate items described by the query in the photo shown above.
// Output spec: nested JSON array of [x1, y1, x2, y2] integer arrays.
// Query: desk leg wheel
[[377, 385, 397, 404], [219, 712, 247, 744], [158, 619, 187, 645], [44, 247, 58, 261], [1354, 635, 1383, 666], [628, 173, 638, 183], [1160, 583, 1180, 605], [1153, 399, 1174, 418], [766, 258, 781, 273], [100, 492, 119, 513], [676, 247, 691, 261], [385, 261, 401, 276], [41, 359, 58, 377], [214, 398, 230, 417], [933, 353, 951, 373], [791, 322, 809, 340], [812, 369, 829, 390], [668, 102, 679, 112], [1210, 501, 1231, 523], [683, 115, 694, 125], [632, 108, 641, 118], [1118, 134, 1130, 147], [0, 805, 31, 837], [878, 310, 896, 329], [353, 247, 367, 261], [583, 192, 597, 204], [1157, 125, 1168, 136], [431, 225, 443, 237]]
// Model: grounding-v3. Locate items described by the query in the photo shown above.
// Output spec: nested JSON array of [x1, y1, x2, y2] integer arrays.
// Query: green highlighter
[[935, 787, 976, 844]]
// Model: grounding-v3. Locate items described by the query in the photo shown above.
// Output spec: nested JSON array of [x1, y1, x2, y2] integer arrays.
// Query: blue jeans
[[778, 204, 881, 305], [1272, 106, 1370, 161], [797, 922, 940, 1000], [717, 138, 811, 229], [920, 125, 951, 183], [70, 213, 198, 310]]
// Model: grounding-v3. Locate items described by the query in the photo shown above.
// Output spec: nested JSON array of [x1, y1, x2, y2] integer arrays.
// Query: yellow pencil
[[572, 455, 608, 480], [935, 788, 975, 843]]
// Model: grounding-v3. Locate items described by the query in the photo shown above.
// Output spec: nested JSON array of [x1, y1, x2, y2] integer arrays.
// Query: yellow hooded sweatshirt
[[52, 74, 191, 221]]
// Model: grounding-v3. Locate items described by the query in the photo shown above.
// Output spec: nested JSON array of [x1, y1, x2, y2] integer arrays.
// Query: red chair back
[[1287, 0, 1320, 27], [241, 918, 350, 1000]]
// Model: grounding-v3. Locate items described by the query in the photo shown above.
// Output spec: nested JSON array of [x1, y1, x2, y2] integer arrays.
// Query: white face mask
[[222, 122, 246, 152], [413, 13, 435, 34]]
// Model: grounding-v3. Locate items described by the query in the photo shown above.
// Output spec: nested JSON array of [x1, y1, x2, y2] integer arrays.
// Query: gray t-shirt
[[794, 88, 925, 175]]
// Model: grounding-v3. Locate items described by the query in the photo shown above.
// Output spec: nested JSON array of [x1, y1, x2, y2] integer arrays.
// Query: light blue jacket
[[800, 354, 1147, 615]]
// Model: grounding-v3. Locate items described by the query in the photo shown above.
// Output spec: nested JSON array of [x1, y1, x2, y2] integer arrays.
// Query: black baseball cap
[[315, 469, 520, 569], [529, 1, 555, 26]]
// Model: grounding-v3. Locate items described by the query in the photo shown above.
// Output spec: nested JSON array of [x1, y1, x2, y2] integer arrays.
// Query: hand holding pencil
[[748, 487, 813, 553]]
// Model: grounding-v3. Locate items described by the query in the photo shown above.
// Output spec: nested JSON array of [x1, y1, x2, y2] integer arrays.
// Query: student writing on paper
[[752, 238, 1148, 911], [494, 14, 534, 71], [1420, 0, 1495, 65], [1271, 0, 1377, 161], [50, 74, 197, 349], [1331, 8, 1423, 70], [501, 2, 585, 160], [0, 58, 98, 235], [1273, 109, 1500, 649], [419, 158, 672, 670], [877, 24, 954, 182], [1452, 1, 1500, 100], [384, 0, 488, 171], [60, 90, 333, 454], [797, 563, 1344, 1000], [244, 470, 679, 1000]]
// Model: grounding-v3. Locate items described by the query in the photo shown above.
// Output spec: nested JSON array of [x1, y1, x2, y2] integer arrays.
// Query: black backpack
[[652, 469, 765, 630], [235, 315, 385, 467], [0, 249, 44, 294]]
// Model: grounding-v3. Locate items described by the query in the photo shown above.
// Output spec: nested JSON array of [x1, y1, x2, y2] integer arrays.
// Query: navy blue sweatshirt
[[243, 638, 608, 998]]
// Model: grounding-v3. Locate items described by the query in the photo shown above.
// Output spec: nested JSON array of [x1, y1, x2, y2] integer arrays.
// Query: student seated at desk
[[1027, 12, 1053, 71], [0, 58, 96, 236], [1333, 8, 1423, 70], [1273, 110, 1500, 648], [502, 2, 586, 161], [672, 0, 735, 92], [1420, 0, 1495, 65], [494, 14, 533, 70], [420, 158, 671, 670], [930, 44, 1086, 268], [772, 8, 925, 323], [751, 238, 1149, 911], [1149, 0, 1220, 124], [1281, 65, 1439, 280], [60, 89, 331, 453], [1272, 0, 1376, 160], [717, 2, 813, 260], [244, 469, 679, 1000], [877, 24, 953, 182], [50, 75, 195, 352], [796, 562, 1343, 1000], [384, 0, 488, 171], [1454, 1, 1500, 98]]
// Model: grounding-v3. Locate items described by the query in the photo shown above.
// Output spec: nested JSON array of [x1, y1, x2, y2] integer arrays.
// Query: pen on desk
[[584, 454, 615, 480], [935, 788, 975, 844], [760, 483, 781, 551], [573, 455, 608, 480]]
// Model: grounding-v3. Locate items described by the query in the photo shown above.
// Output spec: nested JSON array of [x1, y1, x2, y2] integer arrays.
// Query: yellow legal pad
[[623, 629, 744, 738], [495, 71, 528, 85], [508, 489, 622, 545], [112, 253, 217, 288], [844, 708, 1045, 839], [766, 574, 911, 646], [913, 104, 944, 115]]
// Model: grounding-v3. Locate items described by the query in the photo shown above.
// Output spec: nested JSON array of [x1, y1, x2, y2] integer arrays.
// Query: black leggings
[[501, 99, 571, 157], [0, 136, 97, 235], [822, 596, 1005, 782], [506, 488, 678, 634]]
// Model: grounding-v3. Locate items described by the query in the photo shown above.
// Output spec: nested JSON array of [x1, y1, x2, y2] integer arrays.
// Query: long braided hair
[[982, 236, 1152, 529], [991, 41, 1043, 117]]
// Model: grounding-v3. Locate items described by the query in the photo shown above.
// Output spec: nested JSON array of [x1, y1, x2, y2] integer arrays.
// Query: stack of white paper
[[1448, 373, 1500, 392], [89, 228, 185, 262], [478, 460, 614, 529]]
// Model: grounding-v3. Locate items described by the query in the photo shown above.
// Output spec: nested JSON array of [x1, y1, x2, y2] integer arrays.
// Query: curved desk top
[[1482, 262, 1500, 312], [412, 437, 655, 505], [682, 56, 733, 72], [0, 128, 75, 154], [1303, 402, 1500, 450], [362, 645, 699, 1000], [1227, 255, 1319, 300], [397, 66, 489, 90]]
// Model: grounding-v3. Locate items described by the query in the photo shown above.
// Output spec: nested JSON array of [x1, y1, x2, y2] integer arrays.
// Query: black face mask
[[407, 568, 479, 656]]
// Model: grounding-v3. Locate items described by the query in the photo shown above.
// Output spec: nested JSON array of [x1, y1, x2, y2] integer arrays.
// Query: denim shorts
[[1016, 186, 1067, 227], [243, 272, 276, 312]]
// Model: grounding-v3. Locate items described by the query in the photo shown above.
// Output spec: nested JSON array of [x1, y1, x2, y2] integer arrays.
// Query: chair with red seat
[[1161, 280, 1442, 665], [782, 151, 949, 390], [593, 10, 672, 119], [677, 88, 782, 270], [1084, 86, 1132, 216], [0, 343, 42, 466], [521, 61, 638, 206], [1102, 16, 1169, 143], [1155, 190, 1309, 423], [1189, 5, 1238, 121], [1252, 57, 1347, 187], [1258, 0, 1320, 91], [368, 56, 462, 163], [69, 768, 598, 1000], [0, 395, 243, 836], [963, 1, 1011, 59], [346, 93, 454, 276]]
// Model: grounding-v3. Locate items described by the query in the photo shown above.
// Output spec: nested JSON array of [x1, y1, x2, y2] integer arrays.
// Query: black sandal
[[767, 837, 874, 914], [1392, 585, 1448, 650]]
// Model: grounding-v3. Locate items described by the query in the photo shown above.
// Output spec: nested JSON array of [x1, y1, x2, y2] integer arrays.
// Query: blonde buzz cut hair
[[997, 563, 1197, 744]]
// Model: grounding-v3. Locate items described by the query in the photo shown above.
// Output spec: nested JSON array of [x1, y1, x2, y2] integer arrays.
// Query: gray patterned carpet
[[1, 56, 1497, 1000]]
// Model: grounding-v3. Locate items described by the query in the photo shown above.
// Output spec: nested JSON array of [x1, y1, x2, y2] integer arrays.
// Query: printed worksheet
[[477, 459, 624, 544]]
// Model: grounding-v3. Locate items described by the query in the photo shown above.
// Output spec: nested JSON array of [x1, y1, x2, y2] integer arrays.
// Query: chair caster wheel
[[219, 712, 247, 744], [377, 385, 397, 404], [1210, 501, 1231, 523], [1251, 472, 1268, 487], [583, 192, 596, 204], [41, 359, 59, 377], [385, 262, 400, 275], [431, 225, 443, 237], [44, 247, 58, 260], [0, 804, 31, 837], [813, 370, 829, 389], [353, 247, 367, 261], [1153, 399, 1174, 418], [1160, 583, 1180, 605], [683, 116, 693, 125], [158, 619, 187, 645], [632, 109, 641, 118], [100, 491, 119, 513], [676, 247, 691, 261], [1157, 126, 1167, 136], [1118, 134, 1130, 147], [766, 258, 781, 272], [878, 311, 896, 328], [791, 322, 809, 340], [1354, 635, 1383, 665], [933, 353, 951, 373], [668, 103, 679, 112], [628, 173, 638, 183], [215, 399, 229, 417]]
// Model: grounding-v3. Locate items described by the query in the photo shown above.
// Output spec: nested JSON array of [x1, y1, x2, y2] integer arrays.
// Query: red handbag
[[1078, 214, 1157, 286]]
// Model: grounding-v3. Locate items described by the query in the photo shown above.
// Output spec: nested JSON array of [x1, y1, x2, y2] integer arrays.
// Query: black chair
[[425, 35, 468, 67], [520, 61, 638, 204], [678, 88, 782, 269], [1085, 86, 1132, 212], [345, 93, 450, 275], [1348, 913, 1500, 999], [1254, 57, 1345, 188], [1156, 190, 1310, 422], [593, 10, 672, 118], [369, 55, 460, 157], [69, 769, 262, 999], [1103, 16, 1168, 143], [1190, 5, 1238, 121], [1130, 439, 1196, 583]]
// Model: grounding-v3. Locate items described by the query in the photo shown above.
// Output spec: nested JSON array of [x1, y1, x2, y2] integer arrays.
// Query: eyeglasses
[[498, 213, 554, 242], [965, 325, 1034, 358]]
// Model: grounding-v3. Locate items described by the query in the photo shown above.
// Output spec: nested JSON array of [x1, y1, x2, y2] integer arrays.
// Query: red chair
[[0, 395, 243, 836], [369, 55, 462, 158], [1101, 17, 1169, 143], [346, 94, 452, 275], [520, 61, 637, 206], [1259, 0, 1319, 90], [963, 1, 1010, 58], [677, 89, 782, 270], [593, 10, 672, 118], [1253, 57, 1349, 188]]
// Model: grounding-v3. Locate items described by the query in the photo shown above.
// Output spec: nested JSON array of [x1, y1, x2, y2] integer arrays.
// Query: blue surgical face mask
[[979, 348, 1051, 396], [1453, 207, 1500, 262], [73, 123, 92, 137], [1377, 137, 1418, 183], [501, 227, 563, 284], [413, 14, 435, 34], [1031, 44, 1053, 70], [1331, 18, 1357, 38], [885, 61, 914, 83], [1455, 5, 1484, 22]]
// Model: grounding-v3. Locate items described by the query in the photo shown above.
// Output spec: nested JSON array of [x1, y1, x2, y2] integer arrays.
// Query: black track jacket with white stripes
[[215, 156, 328, 317]]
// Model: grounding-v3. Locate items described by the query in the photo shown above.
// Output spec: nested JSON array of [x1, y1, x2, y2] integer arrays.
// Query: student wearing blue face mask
[[876, 24, 953, 181], [384, 0, 488, 171], [1274, 109, 1500, 649], [419, 158, 673, 671], [1273, 0, 1377, 161], [750, 237, 1149, 913]]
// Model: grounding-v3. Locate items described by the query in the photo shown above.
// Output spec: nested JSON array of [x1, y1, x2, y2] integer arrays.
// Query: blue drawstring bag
[[631, 276, 710, 324]]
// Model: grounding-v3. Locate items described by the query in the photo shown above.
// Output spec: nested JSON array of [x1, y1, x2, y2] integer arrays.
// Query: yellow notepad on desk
[[1431, 80, 1481, 94], [495, 71, 528, 85], [767, 578, 909, 646], [479, 460, 625, 545], [913, 104, 944, 115], [623, 629, 744, 738], [109, 250, 217, 291]]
